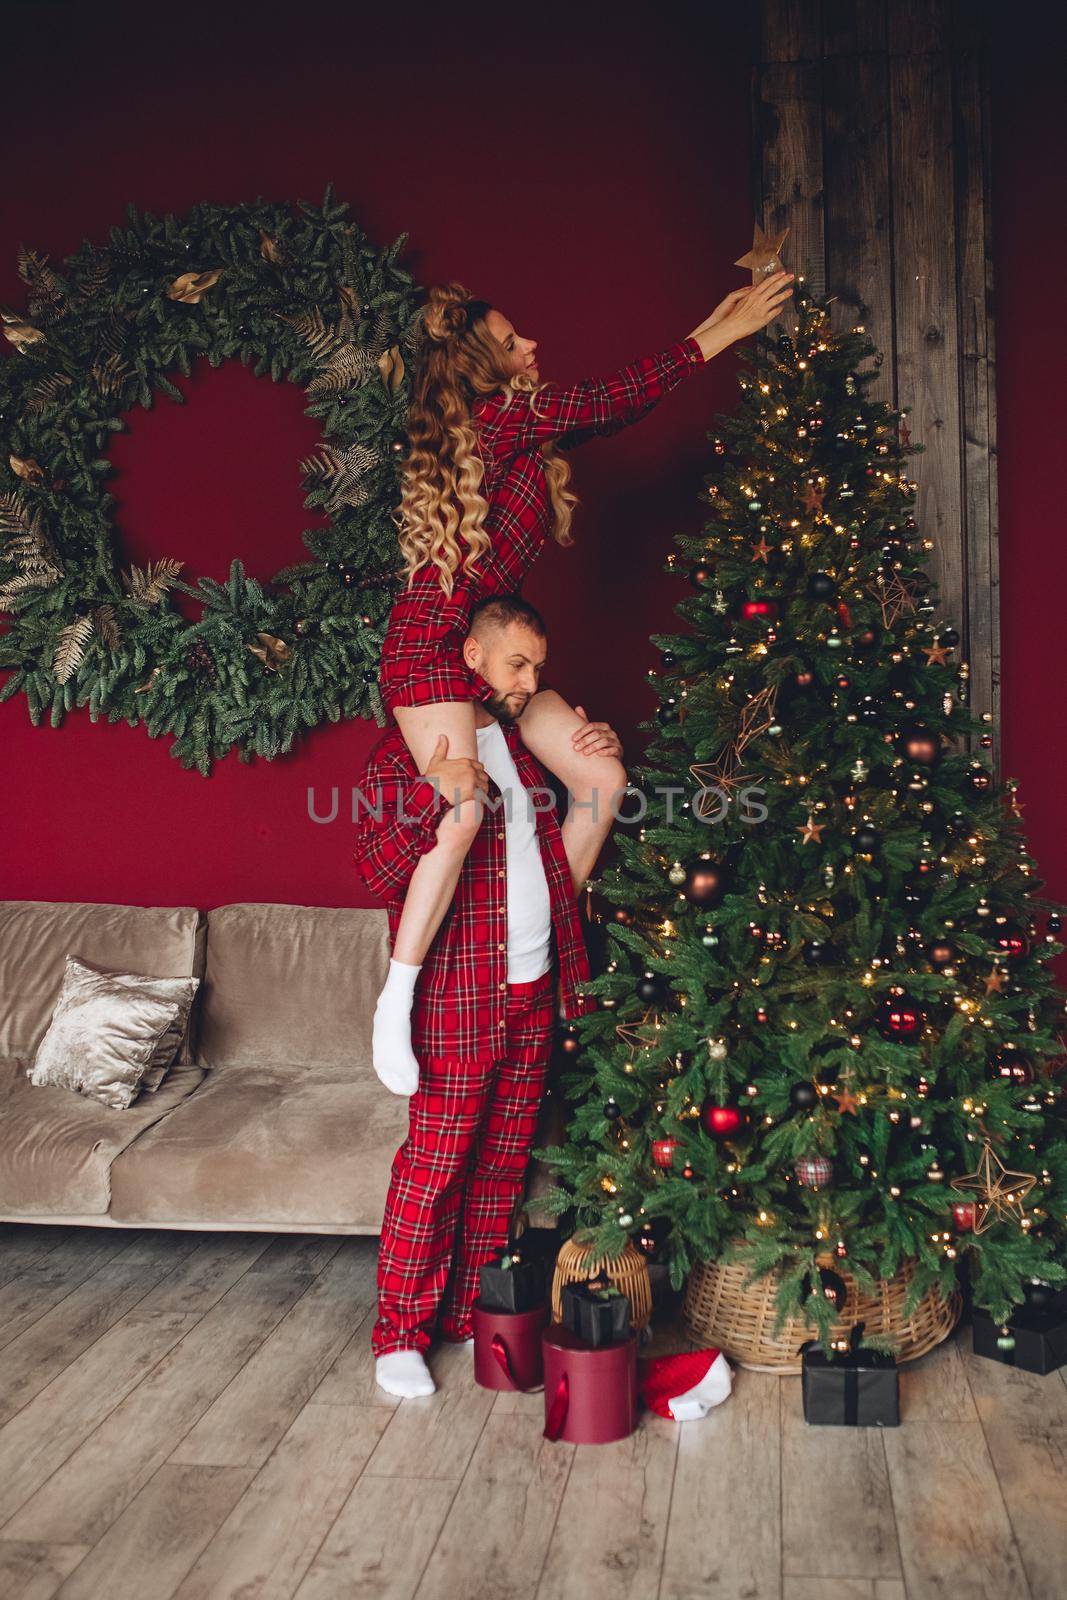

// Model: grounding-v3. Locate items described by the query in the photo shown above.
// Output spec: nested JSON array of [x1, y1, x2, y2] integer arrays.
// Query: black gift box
[[478, 1251, 545, 1313], [560, 1280, 632, 1347], [972, 1296, 1067, 1375], [801, 1323, 900, 1427]]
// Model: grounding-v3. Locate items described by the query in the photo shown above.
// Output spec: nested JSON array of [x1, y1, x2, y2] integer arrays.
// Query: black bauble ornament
[[967, 764, 993, 794], [635, 972, 668, 1005], [603, 1098, 622, 1120], [940, 628, 961, 648], [1024, 1281, 1056, 1312], [660, 650, 677, 667], [800, 1266, 848, 1312], [857, 696, 882, 723], [852, 825, 880, 854], [683, 861, 726, 908], [1048, 913, 1062, 934], [803, 940, 835, 967], [789, 1081, 818, 1111], [657, 702, 678, 725], [807, 571, 836, 601], [690, 563, 713, 587]]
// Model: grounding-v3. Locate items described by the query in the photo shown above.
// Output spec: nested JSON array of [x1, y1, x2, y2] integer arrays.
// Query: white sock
[[372, 958, 422, 1095], [375, 1349, 436, 1398]]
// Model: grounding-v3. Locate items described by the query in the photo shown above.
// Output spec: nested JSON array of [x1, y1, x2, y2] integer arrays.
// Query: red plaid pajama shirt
[[377, 334, 706, 715], [355, 711, 596, 1355]]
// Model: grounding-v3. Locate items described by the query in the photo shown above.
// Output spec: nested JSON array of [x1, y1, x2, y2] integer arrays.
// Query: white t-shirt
[[475, 719, 553, 982]]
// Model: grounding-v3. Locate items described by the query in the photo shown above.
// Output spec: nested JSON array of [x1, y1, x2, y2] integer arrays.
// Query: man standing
[[355, 594, 624, 1398]]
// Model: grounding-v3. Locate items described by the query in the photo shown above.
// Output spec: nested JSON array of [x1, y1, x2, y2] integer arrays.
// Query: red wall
[[989, 6, 1067, 915], [2, 2, 1063, 918]]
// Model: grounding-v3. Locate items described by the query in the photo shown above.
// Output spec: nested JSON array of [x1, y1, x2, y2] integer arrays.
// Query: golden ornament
[[258, 229, 286, 265], [0, 308, 45, 352], [9, 454, 45, 484], [166, 269, 224, 304], [949, 1142, 1037, 1234], [735, 223, 790, 283], [377, 343, 406, 395], [246, 631, 293, 672]]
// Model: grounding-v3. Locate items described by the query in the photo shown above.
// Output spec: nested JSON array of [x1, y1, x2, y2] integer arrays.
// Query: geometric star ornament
[[614, 1008, 665, 1060], [735, 222, 790, 284], [949, 1142, 1037, 1234]]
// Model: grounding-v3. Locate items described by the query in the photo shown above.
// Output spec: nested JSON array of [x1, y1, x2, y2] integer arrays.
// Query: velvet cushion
[[195, 903, 390, 1069], [68, 954, 201, 1092], [0, 901, 205, 1065], [28, 955, 194, 1110]]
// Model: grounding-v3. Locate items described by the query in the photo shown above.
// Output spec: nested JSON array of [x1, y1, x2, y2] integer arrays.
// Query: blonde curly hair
[[395, 280, 579, 596]]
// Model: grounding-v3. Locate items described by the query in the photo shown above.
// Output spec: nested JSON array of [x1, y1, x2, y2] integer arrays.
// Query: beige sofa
[[0, 900, 560, 1234]]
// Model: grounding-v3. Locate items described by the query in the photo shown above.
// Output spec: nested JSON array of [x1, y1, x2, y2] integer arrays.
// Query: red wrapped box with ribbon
[[473, 1301, 549, 1391], [541, 1321, 638, 1444]]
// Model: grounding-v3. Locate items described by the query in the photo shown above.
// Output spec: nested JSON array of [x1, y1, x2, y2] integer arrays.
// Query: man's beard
[[484, 690, 527, 726]]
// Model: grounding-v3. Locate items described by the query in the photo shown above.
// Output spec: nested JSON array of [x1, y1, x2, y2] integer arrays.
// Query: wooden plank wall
[[753, 0, 999, 751]]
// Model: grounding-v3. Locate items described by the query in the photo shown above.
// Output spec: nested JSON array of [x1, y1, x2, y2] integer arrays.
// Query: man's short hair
[[468, 593, 547, 639]]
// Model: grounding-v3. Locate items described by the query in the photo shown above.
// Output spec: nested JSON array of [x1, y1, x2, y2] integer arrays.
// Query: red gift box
[[473, 1301, 549, 1391], [541, 1321, 638, 1443]]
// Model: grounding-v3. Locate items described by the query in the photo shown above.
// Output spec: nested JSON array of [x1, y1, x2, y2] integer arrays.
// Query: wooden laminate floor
[[0, 1225, 1063, 1600]]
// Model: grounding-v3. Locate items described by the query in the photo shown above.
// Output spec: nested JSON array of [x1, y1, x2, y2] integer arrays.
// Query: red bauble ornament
[[740, 598, 779, 622], [995, 1048, 1035, 1085], [701, 1100, 745, 1139], [951, 1200, 977, 1233], [993, 923, 1030, 962], [875, 989, 924, 1041], [652, 1138, 679, 1168]]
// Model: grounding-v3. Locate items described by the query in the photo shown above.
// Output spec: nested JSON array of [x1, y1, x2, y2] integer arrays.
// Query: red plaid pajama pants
[[371, 968, 556, 1357]]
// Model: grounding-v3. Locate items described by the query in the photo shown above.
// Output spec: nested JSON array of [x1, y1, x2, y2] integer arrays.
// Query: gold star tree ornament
[[949, 1142, 1037, 1234], [735, 223, 791, 285]]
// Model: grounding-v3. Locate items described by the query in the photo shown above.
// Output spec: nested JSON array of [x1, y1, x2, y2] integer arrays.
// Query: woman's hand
[[723, 270, 795, 338], [688, 271, 795, 358], [570, 706, 623, 760], [703, 286, 758, 327]]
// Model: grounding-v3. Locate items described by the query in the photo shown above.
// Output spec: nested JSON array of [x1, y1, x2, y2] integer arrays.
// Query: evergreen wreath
[[0, 184, 424, 774]]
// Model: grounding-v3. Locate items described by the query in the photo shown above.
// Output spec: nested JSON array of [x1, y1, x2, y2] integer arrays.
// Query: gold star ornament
[[949, 1142, 1037, 1234], [735, 223, 791, 284]]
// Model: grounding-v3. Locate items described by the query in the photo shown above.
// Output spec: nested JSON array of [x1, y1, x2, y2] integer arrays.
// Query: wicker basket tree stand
[[683, 1252, 961, 1373]]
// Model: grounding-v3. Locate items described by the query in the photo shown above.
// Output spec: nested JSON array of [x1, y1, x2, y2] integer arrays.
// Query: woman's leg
[[515, 689, 629, 892], [372, 699, 483, 1093]]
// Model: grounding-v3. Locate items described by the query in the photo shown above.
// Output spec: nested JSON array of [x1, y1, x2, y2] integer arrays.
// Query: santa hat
[[638, 1347, 733, 1421]]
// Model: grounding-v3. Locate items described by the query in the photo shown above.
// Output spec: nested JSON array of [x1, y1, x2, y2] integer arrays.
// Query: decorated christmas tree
[[536, 283, 1067, 1343]]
